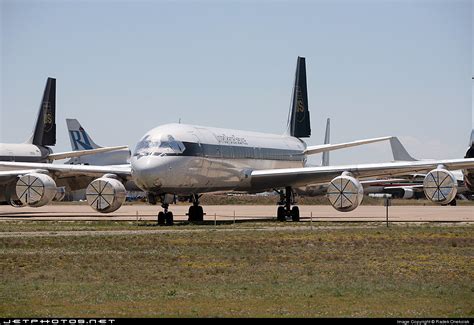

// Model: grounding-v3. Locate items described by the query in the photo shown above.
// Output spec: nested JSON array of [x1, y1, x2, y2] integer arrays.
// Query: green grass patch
[[0, 223, 473, 317]]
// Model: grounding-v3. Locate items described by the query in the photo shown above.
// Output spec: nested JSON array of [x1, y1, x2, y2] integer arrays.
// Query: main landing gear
[[187, 194, 205, 222], [276, 186, 300, 222]]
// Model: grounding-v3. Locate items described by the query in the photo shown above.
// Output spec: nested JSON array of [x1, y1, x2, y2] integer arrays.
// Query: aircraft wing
[[0, 161, 131, 180], [304, 136, 393, 155], [250, 158, 474, 189], [48, 146, 129, 161]]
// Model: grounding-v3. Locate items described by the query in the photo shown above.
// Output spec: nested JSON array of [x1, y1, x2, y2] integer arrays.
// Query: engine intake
[[423, 168, 457, 205], [15, 173, 57, 207], [86, 177, 126, 213], [327, 173, 364, 212]]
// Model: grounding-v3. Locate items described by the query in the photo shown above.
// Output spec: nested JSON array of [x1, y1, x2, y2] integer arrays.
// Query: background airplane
[[0, 78, 128, 205], [0, 78, 127, 164], [64, 118, 141, 201], [66, 118, 131, 166], [381, 134, 474, 203]]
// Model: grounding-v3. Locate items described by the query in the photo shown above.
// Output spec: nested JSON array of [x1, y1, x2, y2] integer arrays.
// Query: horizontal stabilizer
[[48, 146, 129, 161], [304, 136, 392, 155]]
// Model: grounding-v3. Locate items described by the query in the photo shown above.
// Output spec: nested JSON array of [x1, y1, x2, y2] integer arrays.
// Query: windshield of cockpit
[[133, 134, 186, 156]]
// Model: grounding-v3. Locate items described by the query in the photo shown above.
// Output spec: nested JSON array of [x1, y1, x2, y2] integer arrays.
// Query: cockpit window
[[133, 134, 186, 156]]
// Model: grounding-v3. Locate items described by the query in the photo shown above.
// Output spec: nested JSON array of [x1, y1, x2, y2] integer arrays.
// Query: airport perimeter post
[[384, 194, 392, 227]]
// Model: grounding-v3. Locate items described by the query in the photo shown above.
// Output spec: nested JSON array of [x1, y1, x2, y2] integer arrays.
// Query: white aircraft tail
[[66, 119, 102, 150], [65, 119, 130, 166], [321, 118, 330, 166], [390, 137, 417, 161]]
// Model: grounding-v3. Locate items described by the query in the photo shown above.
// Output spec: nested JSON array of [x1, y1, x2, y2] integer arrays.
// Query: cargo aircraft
[[1, 58, 473, 225], [0, 78, 127, 204]]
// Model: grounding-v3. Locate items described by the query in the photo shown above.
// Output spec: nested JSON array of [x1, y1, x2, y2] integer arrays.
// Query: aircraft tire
[[196, 206, 204, 221], [277, 206, 286, 222], [158, 211, 165, 226], [165, 212, 174, 226], [291, 206, 300, 222], [188, 206, 196, 221]]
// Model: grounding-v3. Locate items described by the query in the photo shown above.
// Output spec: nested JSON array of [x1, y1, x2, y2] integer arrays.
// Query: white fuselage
[[0, 143, 51, 162], [131, 123, 307, 194]]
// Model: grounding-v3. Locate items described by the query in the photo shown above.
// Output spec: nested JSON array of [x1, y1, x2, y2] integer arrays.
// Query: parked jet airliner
[[0, 78, 128, 205], [1, 57, 473, 225]]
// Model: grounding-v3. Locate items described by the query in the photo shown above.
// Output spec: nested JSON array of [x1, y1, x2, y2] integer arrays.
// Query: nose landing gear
[[154, 193, 175, 226]]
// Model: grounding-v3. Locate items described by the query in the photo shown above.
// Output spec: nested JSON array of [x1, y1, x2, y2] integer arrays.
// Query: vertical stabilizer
[[30, 78, 56, 146], [66, 119, 102, 150], [390, 137, 417, 161], [288, 56, 311, 138], [322, 118, 330, 166]]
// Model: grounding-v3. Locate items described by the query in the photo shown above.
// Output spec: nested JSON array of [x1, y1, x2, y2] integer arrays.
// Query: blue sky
[[1, 0, 472, 165]]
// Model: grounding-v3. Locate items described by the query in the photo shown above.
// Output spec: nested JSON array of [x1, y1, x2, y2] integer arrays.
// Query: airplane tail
[[322, 118, 330, 166], [28, 78, 56, 146], [390, 137, 417, 161], [66, 118, 102, 150], [287, 56, 311, 138]]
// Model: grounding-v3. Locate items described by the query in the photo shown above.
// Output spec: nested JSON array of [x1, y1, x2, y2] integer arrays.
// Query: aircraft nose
[[131, 156, 162, 190]]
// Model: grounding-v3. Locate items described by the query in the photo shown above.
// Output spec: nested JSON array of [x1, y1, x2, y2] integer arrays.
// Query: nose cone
[[131, 156, 163, 191]]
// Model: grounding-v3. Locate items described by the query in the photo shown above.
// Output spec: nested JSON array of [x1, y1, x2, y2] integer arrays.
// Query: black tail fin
[[288, 56, 311, 138], [32, 77, 56, 146]]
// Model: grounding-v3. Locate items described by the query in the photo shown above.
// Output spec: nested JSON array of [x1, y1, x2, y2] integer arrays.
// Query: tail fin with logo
[[65, 118, 130, 165], [66, 118, 102, 150], [287, 56, 311, 138], [27, 77, 56, 146]]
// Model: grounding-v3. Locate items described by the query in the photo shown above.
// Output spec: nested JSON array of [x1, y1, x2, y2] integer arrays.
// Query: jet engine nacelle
[[327, 173, 364, 212], [15, 173, 57, 207], [423, 168, 457, 205], [463, 144, 474, 191], [86, 176, 126, 213], [401, 187, 414, 199]]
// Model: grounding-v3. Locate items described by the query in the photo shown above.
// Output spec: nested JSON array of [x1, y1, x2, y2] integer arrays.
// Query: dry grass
[[0, 222, 473, 317]]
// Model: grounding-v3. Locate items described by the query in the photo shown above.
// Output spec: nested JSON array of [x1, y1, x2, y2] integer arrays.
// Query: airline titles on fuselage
[[215, 134, 248, 146]]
